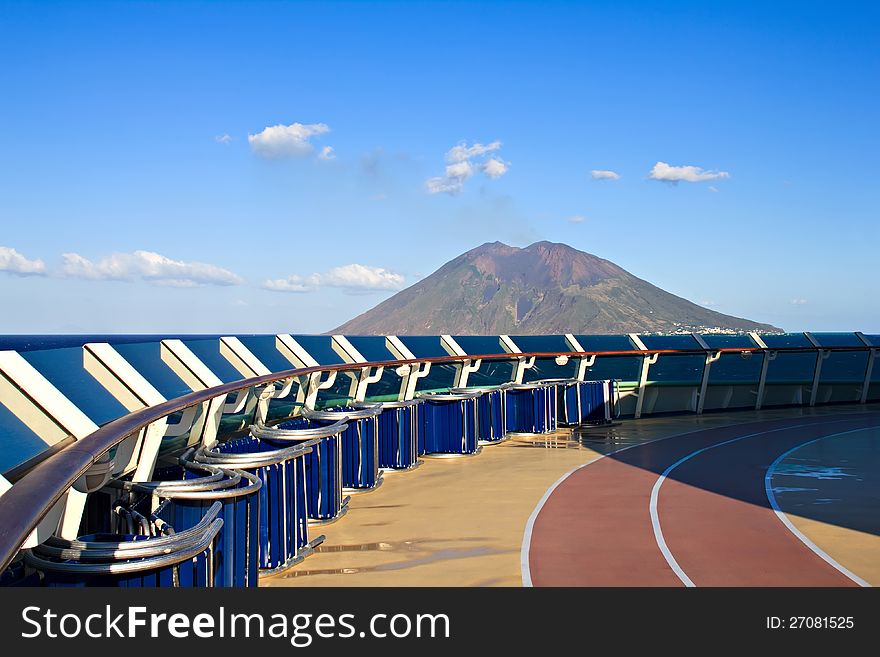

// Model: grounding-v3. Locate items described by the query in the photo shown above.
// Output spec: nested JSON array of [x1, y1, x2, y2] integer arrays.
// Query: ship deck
[[262, 403, 880, 587]]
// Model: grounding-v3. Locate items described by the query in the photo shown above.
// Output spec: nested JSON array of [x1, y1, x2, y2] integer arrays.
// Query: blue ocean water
[[0, 334, 227, 352]]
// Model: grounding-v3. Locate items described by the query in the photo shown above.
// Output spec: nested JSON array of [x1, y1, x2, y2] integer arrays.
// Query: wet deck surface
[[262, 404, 880, 587], [771, 425, 880, 585]]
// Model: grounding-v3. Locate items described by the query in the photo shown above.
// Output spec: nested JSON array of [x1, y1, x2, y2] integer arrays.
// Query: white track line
[[521, 411, 878, 587], [520, 418, 772, 587], [764, 427, 875, 588], [650, 418, 876, 587]]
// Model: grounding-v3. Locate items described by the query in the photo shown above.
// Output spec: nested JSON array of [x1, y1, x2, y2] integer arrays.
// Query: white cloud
[[567, 215, 586, 224], [248, 122, 331, 158], [322, 264, 404, 291], [445, 160, 475, 180], [701, 300, 717, 307], [445, 140, 502, 163], [318, 145, 335, 160], [591, 169, 620, 181], [263, 263, 405, 294], [0, 246, 46, 275], [61, 250, 243, 287], [708, 185, 719, 193], [214, 134, 233, 145], [426, 160, 475, 195], [482, 158, 509, 179], [426, 140, 509, 195], [790, 298, 808, 305], [262, 275, 315, 293], [425, 175, 464, 195], [649, 161, 730, 183]]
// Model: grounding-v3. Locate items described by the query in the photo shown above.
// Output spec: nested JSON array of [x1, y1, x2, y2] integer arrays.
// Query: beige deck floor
[[261, 404, 879, 587], [786, 517, 880, 585], [262, 431, 595, 587]]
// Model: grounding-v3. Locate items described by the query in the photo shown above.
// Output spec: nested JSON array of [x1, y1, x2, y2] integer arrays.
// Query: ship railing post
[[564, 334, 595, 381], [292, 370, 340, 409], [440, 335, 481, 388], [628, 334, 657, 419], [855, 332, 875, 404], [354, 365, 385, 403], [159, 340, 228, 447], [218, 336, 279, 423], [276, 334, 338, 410], [386, 336, 431, 401], [331, 335, 385, 403], [83, 343, 170, 483], [0, 351, 100, 541], [692, 334, 720, 415], [804, 332, 828, 407], [749, 332, 774, 410], [499, 335, 535, 384]]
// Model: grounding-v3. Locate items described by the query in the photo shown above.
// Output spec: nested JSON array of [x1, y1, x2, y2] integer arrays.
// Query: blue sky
[[0, 1, 877, 334]]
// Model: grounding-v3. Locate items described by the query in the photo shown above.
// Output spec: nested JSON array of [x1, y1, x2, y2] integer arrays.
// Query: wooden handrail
[[0, 343, 874, 571]]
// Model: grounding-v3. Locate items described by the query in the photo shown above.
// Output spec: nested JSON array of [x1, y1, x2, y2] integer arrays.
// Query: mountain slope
[[331, 241, 781, 335]]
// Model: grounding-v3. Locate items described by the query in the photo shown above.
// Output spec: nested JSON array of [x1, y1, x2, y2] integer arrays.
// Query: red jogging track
[[527, 412, 880, 587]]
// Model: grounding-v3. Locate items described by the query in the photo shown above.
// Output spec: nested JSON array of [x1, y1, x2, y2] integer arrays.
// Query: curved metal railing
[[0, 344, 874, 572]]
